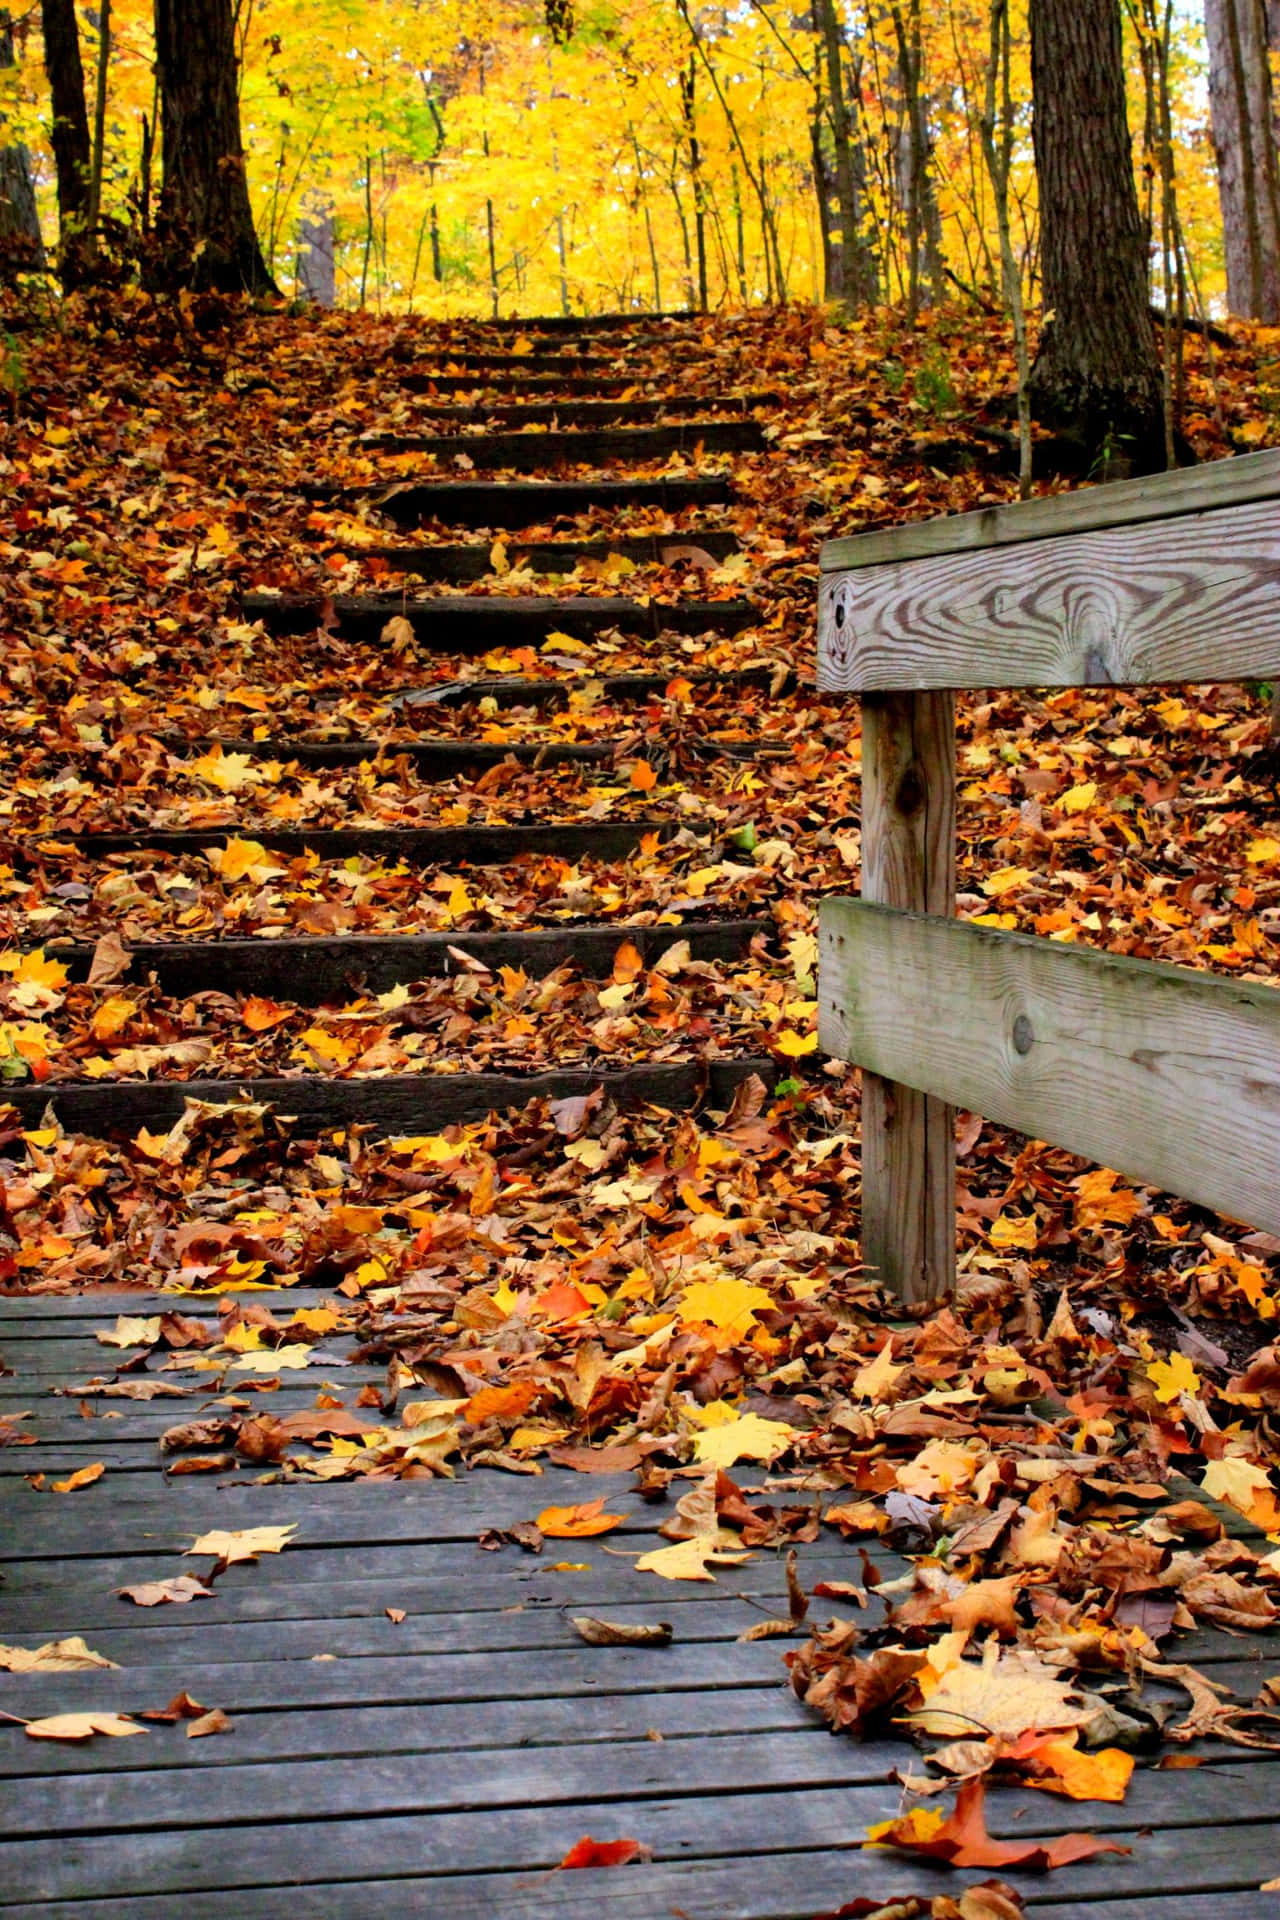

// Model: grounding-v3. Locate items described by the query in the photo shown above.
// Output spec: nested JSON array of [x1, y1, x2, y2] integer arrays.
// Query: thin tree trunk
[[680, 58, 709, 311], [297, 209, 334, 304], [41, 0, 92, 285], [890, 0, 945, 314], [88, 0, 110, 233], [154, 0, 276, 294], [979, 0, 1032, 495], [1027, 0, 1164, 472], [1204, 0, 1280, 319], [0, 10, 46, 271], [814, 0, 876, 309]]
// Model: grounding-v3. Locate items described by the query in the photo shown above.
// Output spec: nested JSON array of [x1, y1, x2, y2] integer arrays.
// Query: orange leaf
[[611, 939, 645, 983], [242, 997, 293, 1032], [464, 1381, 540, 1425], [532, 1281, 592, 1321], [629, 759, 658, 791], [865, 1776, 1129, 1870], [536, 1497, 627, 1539], [51, 1463, 105, 1494], [557, 1836, 649, 1869]]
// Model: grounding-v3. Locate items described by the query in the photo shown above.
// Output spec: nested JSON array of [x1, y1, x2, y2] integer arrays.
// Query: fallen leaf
[[25, 1713, 145, 1742], [0, 1636, 117, 1673], [570, 1616, 672, 1647], [186, 1708, 232, 1739], [51, 1463, 105, 1493], [864, 1775, 1129, 1869], [535, 1498, 627, 1538], [186, 1524, 297, 1566], [117, 1577, 214, 1608], [557, 1836, 651, 1869]]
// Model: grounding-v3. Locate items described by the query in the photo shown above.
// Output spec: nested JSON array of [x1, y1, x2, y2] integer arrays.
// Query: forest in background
[[0, 0, 1256, 320]]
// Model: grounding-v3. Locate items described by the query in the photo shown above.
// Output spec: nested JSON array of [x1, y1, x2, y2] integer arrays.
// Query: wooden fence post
[[859, 690, 956, 1303]]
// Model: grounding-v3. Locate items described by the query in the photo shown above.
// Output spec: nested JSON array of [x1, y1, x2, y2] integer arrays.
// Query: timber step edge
[[362, 393, 781, 431], [397, 663, 794, 710], [334, 530, 740, 581], [13, 817, 680, 868], [0, 1055, 779, 1134], [308, 477, 735, 528], [238, 591, 758, 644], [36, 916, 771, 998], [356, 420, 764, 465]]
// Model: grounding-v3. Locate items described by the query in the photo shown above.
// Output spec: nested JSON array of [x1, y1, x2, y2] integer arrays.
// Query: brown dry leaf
[[905, 1645, 1089, 1741], [570, 1616, 673, 1647], [25, 1713, 145, 1742], [86, 930, 131, 988], [118, 1577, 214, 1608], [186, 1708, 232, 1739], [864, 1775, 1128, 1870], [385, 1607, 407, 1624], [943, 1576, 1024, 1638], [96, 1316, 162, 1349], [0, 1637, 117, 1673]]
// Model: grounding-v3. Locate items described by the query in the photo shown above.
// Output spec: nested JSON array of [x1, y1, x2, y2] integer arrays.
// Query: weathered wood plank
[[0, 1054, 776, 1137], [399, 662, 789, 711], [36, 917, 769, 998], [819, 901, 1280, 1236], [858, 693, 956, 1303], [818, 491, 1280, 691], [2, 1861, 1273, 1920], [0, 1776, 1273, 1905], [360, 395, 776, 432], [819, 446, 1280, 571]]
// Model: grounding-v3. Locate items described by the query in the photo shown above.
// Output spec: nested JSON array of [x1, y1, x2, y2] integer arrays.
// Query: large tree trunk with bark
[[1205, 0, 1280, 320], [154, 0, 276, 295], [1027, 0, 1165, 472], [40, 0, 91, 286], [0, 10, 46, 272]]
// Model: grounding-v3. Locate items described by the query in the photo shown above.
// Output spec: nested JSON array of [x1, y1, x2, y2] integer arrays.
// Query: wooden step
[[38, 917, 769, 998], [364, 421, 763, 466], [239, 591, 756, 645], [400, 663, 791, 711], [14, 818, 677, 869], [398, 371, 650, 397], [0, 1056, 777, 1135], [339, 530, 740, 582], [366, 394, 779, 431], [348, 476, 734, 528], [169, 734, 614, 775]]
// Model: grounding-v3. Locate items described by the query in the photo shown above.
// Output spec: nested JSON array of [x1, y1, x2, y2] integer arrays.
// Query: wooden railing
[[817, 447, 1280, 1304]]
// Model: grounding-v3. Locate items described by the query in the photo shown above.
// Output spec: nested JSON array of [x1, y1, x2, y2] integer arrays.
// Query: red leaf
[[557, 1836, 650, 1870], [867, 1777, 1129, 1871]]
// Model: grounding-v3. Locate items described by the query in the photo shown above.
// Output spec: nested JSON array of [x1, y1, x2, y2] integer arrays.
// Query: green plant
[[0, 330, 25, 417], [879, 357, 906, 394], [913, 345, 956, 416]]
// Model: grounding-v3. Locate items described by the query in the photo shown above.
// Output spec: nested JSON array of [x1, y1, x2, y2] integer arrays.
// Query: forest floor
[[1, 294, 1280, 1914]]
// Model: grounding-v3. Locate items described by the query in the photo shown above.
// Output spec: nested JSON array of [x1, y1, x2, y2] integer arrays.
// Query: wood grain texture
[[818, 492, 1280, 691], [858, 694, 957, 1303], [240, 592, 757, 643], [820, 900, 1280, 1235], [819, 446, 1280, 571]]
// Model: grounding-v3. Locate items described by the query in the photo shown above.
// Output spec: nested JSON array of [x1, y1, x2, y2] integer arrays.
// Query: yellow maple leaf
[[186, 1524, 297, 1565], [208, 838, 273, 883], [190, 747, 259, 792], [854, 1339, 904, 1402], [1246, 836, 1280, 864], [677, 1276, 775, 1338], [981, 866, 1033, 898], [90, 995, 137, 1042], [1147, 1351, 1201, 1405], [1061, 781, 1097, 813], [0, 949, 69, 991], [1202, 1456, 1274, 1519], [692, 1410, 795, 1470], [634, 1537, 752, 1582], [96, 1315, 162, 1349], [774, 1029, 818, 1057]]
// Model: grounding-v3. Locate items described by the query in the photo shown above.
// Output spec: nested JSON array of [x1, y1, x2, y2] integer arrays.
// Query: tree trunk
[[40, 0, 92, 285], [296, 210, 334, 305], [0, 10, 46, 272], [890, 1, 946, 314], [814, 0, 876, 309], [153, 0, 276, 295], [1204, 0, 1280, 320], [1027, 0, 1165, 472]]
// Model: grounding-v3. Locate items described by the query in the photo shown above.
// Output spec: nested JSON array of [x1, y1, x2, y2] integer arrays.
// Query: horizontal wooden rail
[[817, 450, 1280, 692], [820, 898, 1280, 1240]]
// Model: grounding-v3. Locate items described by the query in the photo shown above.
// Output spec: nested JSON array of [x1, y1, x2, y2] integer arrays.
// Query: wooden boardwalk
[[2, 1289, 1278, 1919]]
